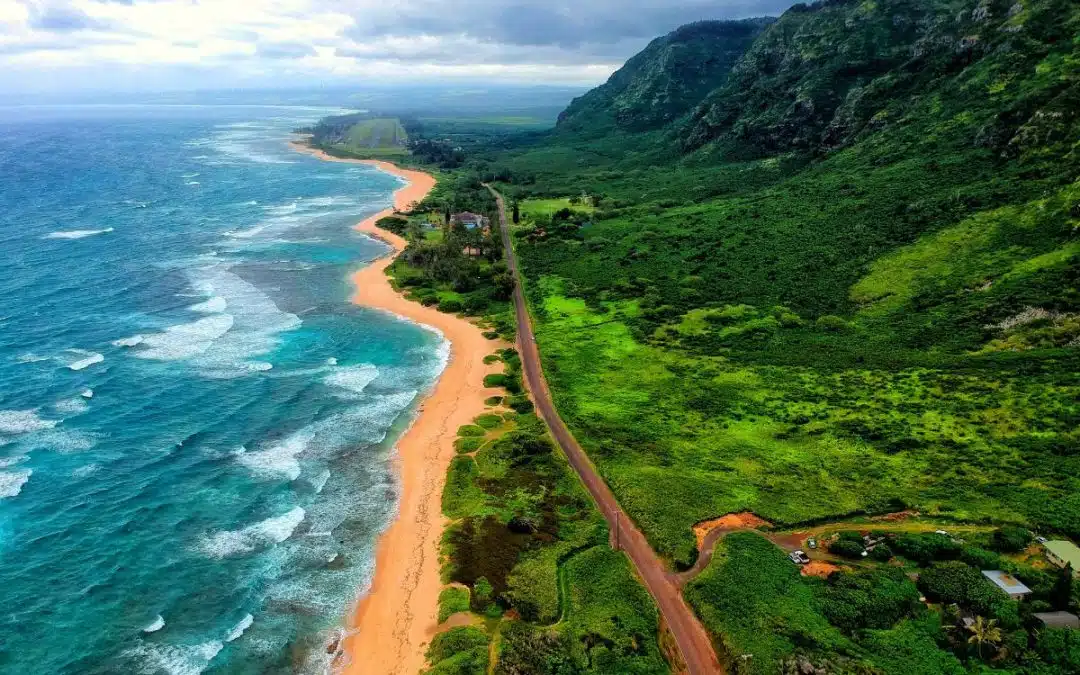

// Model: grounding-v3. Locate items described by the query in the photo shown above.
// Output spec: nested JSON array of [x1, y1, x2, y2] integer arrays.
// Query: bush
[[870, 544, 894, 561], [918, 561, 1005, 615], [894, 533, 962, 564], [455, 437, 484, 454], [425, 626, 489, 674], [439, 299, 464, 313], [484, 396, 503, 406], [438, 587, 472, 623], [474, 413, 503, 429], [990, 526, 1033, 553], [816, 315, 850, 332], [483, 373, 508, 388], [960, 546, 1003, 570], [421, 296, 440, 307], [508, 395, 534, 414], [457, 425, 486, 437], [830, 539, 866, 559], [819, 568, 922, 632]]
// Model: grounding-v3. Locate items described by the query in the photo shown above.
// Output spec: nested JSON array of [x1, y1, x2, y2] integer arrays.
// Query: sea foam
[[226, 614, 254, 642], [122, 640, 222, 675], [67, 350, 104, 371], [0, 469, 31, 499], [0, 410, 56, 435], [199, 507, 305, 558], [323, 364, 379, 397], [44, 228, 114, 240], [142, 615, 165, 633]]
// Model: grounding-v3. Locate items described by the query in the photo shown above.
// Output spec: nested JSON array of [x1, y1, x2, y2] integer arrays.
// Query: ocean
[[0, 105, 446, 674]]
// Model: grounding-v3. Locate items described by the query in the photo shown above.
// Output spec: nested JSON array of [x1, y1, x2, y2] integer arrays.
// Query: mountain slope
[[478, 0, 1079, 671], [555, 19, 773, 136]]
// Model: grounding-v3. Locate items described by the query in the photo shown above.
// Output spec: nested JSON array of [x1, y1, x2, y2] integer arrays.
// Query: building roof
[[1045, 540, 1080, 568], [982, 570, 1033, 596], [453, 212, 484, 222], [1035, 612, 1080, 629]]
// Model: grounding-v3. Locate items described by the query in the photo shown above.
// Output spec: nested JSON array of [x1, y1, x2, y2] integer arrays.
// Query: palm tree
[[966, 616, 1003, 660]]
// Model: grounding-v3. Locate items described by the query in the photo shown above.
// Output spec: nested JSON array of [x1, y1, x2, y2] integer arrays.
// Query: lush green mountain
[[554, 19, 773, 135], [471, 0, 1080, 671]]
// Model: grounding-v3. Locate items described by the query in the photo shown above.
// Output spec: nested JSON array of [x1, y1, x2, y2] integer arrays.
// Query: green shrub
[[425, 626, 489, 675], [457, 425, 486, 437], [818, 568, 922, 632], [454, 437, 484, 454], [482, 354, 500, 365], [990, 526, 1033, 553], [894, 533, 962, 565], [483, 373, 508, 388], [869, 544, 894, 562], [508, 395, 534, 414], [474, 414, 502, 429], [917, 561, 1005, 615], [438, 587, 471, 623], [816, 315, 850, 332], [439, 299, 464, 313], [421, 296, 439, 307], [830, 539, 866, 559], [484, 396, 503, 406]]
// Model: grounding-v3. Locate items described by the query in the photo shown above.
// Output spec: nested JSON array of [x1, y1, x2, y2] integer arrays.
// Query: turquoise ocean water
[[0, 105, 446, 674]]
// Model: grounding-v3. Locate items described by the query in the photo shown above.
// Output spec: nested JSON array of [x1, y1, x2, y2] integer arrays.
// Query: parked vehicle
[[789, 550, 811, 565]]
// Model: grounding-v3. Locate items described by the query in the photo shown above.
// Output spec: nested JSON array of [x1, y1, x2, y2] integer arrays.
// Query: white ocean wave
[[72, 463, 101, 478], [67, 350, 104, 371], [189, 296, 227, 314], [15, 353, 50, 364], [323, 364, 379, 397], [199, 507, 305, 559], [236, 431, 308, 481], [122, 640, 223, 675], [142, 615, 166, 633], [0, 469, 31, 499], [133, 268, 300, 376], [0, 410, 57, 435], [225, 614, 254, 642], [113, 335, 145, 348], [53, 396, 89, 415], [0, 455, 27, 469], [44, 228, 114, 240], [136, 314, 234, 361], [23, 429, 98, 453], [81, 389, 94, 399]]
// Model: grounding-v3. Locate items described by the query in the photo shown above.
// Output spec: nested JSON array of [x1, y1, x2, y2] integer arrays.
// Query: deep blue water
[[0, 105, 445, 674]]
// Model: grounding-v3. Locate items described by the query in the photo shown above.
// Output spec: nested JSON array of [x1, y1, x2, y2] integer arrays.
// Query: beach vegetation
[[424, 626, 490, 675], [438, 587, 472, 623]]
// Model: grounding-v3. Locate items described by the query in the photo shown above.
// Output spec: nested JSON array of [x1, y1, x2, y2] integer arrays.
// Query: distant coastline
[[291, 138, 506, 674]]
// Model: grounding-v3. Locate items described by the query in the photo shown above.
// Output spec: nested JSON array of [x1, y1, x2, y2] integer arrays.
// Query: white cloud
[[0, 0, 792, 93]]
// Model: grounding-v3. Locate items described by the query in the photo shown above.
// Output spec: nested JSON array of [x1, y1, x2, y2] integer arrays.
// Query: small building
[[1044, 541, 1080, 575], [982, 570, 1032, 599], [1035, 612, 1080, 629], [451, 212, 489, 230]]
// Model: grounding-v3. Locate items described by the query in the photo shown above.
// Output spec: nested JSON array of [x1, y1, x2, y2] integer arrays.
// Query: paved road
[[485, 185, 722, 675]]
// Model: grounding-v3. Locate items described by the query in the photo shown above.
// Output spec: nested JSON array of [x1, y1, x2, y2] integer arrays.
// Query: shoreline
[[292, 140, 506, 674]]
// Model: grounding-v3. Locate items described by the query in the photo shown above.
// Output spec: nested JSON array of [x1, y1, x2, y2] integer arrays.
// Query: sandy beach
[[291, 140, 505, 674]]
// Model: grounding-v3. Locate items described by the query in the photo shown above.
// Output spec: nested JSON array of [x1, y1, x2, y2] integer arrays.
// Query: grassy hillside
[[307, 115, 409, 158], [470, 0, 1079, 670]]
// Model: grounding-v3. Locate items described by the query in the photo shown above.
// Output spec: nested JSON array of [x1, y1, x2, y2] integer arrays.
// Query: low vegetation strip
[[427, 350, 669, 674]]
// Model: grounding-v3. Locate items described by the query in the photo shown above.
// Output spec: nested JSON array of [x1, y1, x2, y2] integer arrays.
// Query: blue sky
[[0, 1, 795, 94]]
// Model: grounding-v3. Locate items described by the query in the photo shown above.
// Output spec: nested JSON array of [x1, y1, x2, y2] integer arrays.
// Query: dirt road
[[485, 185, 722, 675]]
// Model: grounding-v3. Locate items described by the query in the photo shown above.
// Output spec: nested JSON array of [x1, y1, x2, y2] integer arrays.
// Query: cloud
[[254, 41, 316, 59], [27, 4, 109, 32], [0, 0, 797, 93]]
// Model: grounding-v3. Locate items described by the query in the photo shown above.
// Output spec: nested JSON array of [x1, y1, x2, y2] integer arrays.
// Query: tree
[[990, 526, 1033, 553], [966, 616, 1003, 660], [512, 200, 520, 224], [1053, 564, 1074, 611]]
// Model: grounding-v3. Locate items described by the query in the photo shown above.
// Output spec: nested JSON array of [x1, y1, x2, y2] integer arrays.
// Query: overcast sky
[[0, 0, 795, 94]]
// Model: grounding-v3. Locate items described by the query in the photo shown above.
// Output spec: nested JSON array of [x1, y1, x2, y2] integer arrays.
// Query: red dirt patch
[[870, 510, 920, 522], [801, 561, 843, 578], [693, 512, 772, 549]]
